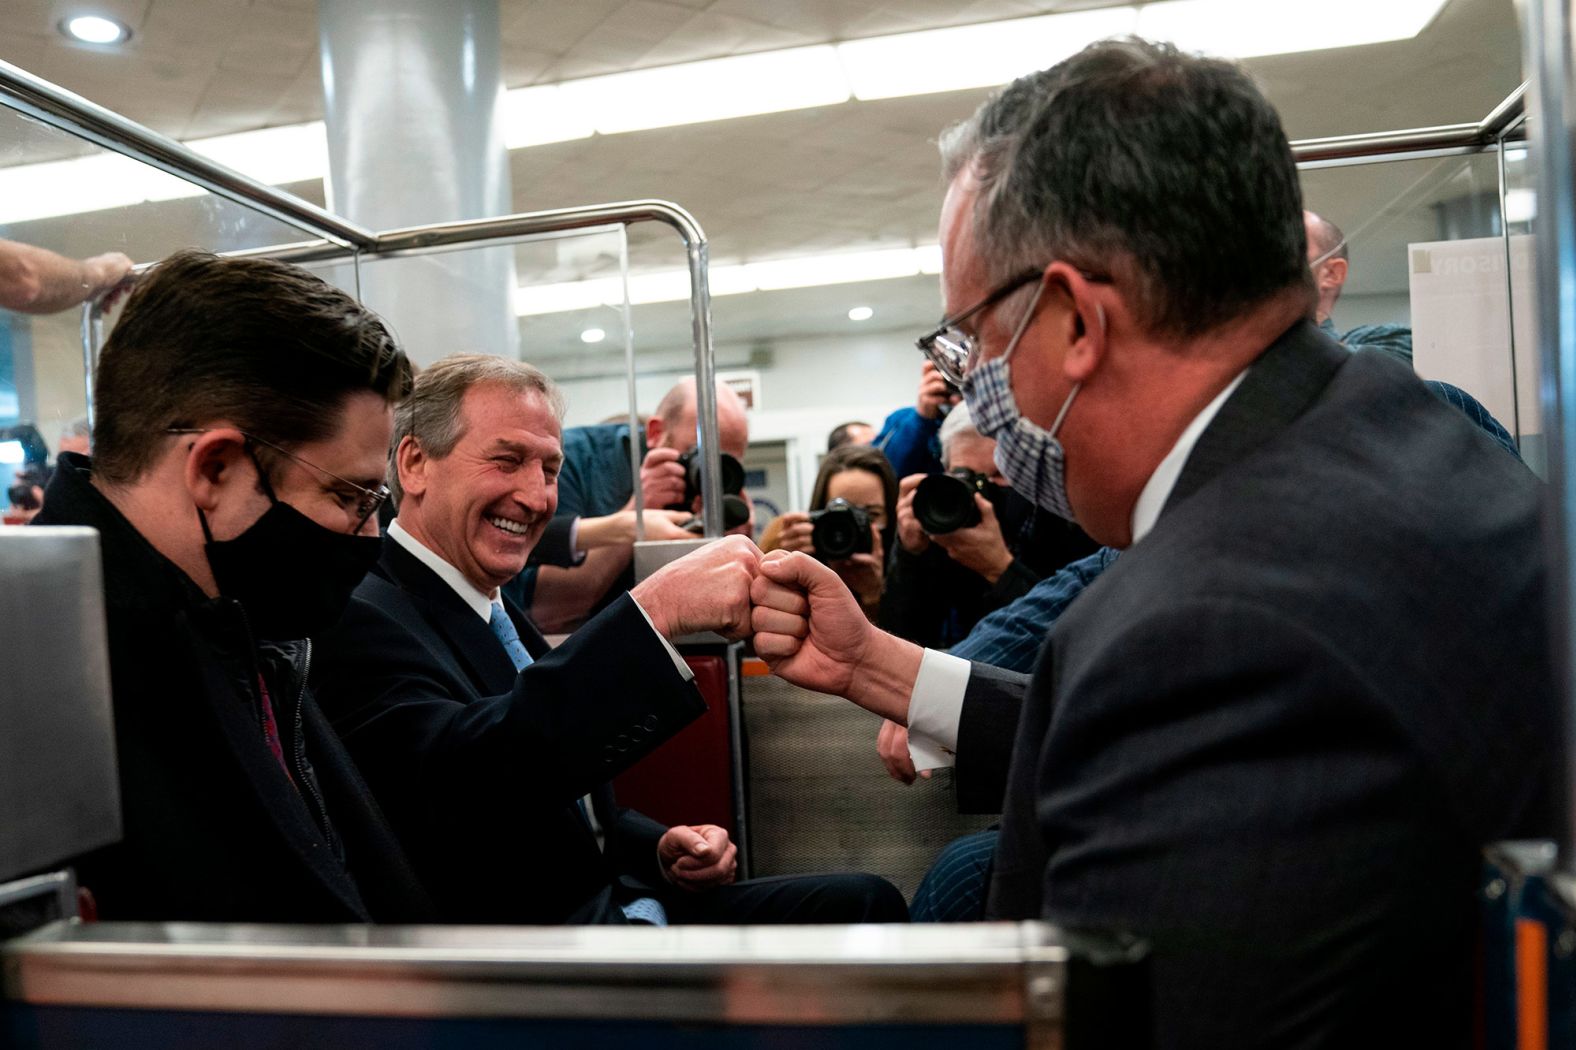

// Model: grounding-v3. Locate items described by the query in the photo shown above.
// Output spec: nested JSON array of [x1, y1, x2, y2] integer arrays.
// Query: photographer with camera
[[880, 404, 1097, 649], [760, 445, 896, 622], [508, 378, 754, 632]]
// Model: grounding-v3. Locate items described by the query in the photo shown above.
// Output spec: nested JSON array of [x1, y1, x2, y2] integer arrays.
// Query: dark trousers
[[662, 872, 908, 924]]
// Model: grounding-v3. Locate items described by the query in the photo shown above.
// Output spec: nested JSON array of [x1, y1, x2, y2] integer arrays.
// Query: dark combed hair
[[809, 443, 899, 552], [827, 421, 872, 452], [92, 249, 413, 484], [941, 37, 1310, 338]]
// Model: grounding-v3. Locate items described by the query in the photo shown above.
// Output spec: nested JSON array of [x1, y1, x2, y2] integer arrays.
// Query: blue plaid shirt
[[948, 547, 1118, 673]]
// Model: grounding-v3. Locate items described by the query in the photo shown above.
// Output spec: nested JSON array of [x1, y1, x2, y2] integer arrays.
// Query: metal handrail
[[1291, 82, 1527, 167], [0, 59, 376, 250]]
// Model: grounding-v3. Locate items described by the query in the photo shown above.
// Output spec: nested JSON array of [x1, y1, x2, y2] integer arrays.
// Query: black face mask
[[199, 461, 382, 641]]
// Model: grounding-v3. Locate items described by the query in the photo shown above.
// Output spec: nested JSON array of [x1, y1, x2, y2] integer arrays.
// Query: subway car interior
[[1, 0, 1575, 1046]]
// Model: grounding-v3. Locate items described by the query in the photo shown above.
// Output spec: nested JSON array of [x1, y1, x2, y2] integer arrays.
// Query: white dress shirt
[[904, 369, 1248, 769]]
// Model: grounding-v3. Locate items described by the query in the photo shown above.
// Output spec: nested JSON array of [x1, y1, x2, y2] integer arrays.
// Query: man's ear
[[394, 435, 427, 500], [645, 415, 664, 450], [181, 428, 249, 514], [1318, 258, 1348, 293], [1048, 265, 1109, 384]]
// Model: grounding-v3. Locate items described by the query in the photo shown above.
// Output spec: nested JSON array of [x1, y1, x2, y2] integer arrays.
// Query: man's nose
[[513, 465, 551, 512]]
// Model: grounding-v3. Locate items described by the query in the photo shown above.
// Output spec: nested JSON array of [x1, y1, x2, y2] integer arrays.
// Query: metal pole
[[621, 229, 645, 542], [1498, 133, 1525, 447], [1524, 0, 1576, 871], [0, 60, 375, 251], [688, 239, 723, 538]]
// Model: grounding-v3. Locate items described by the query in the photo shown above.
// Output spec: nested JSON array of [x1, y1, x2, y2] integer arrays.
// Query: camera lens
[[913, 473, 982, 534], [680, 447, 747, 504], [811, 497, 873, 561]]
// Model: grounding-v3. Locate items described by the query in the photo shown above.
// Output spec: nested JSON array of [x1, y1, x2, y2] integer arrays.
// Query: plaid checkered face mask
[[961, 280, 1085, 522]]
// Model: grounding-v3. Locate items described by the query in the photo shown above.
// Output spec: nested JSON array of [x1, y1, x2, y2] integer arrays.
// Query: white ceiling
[[0, 0, 1530, 362]]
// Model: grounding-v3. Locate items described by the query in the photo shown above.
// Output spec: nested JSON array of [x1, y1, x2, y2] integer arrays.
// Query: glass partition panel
[[0, 102, 333, 490], [1301, 151, 1524, 457]]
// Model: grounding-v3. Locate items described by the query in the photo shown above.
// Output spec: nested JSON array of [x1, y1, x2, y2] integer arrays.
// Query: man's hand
[[751, 549, 875, 696], [578, 509, 693, 550], [916, 361, 959, 421], [658, 824, 737, 891], [932, 494, 1014, 583], [639, 446, 689, 509], [895, 474, 931, 554], [769, 511, 814, 554], [631, 534, 760, 640], [84, 252, 133, 307], [877, 719, 931, 785]]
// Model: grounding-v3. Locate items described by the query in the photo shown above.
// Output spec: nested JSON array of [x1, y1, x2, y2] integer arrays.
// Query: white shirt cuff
[[628, 594, 695, 681], [905, 648, 971, 771]]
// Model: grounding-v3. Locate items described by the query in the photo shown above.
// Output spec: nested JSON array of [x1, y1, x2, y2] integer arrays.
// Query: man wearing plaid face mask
[[746, 37, 1555, 1047]]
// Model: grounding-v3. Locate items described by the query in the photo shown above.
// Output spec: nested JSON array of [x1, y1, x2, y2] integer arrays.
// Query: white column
[[318, 0, 519, 364]]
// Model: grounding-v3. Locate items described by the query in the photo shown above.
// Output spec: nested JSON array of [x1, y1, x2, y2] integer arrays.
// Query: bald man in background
[[507, 378, 754, 632], [1304, 210, 1414, 364]]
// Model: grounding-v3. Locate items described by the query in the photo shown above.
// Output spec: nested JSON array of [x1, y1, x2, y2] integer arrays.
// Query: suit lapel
[[1163, 319, 1349, 517], [377, 539, 518, 696]]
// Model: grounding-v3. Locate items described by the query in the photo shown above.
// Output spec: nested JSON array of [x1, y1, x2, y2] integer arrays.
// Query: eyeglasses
[[916, 265, 1110, 385], [166, 428, 390, 532]]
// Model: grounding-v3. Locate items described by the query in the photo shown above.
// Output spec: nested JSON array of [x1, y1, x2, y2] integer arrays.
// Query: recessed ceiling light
[[580, 327, 607, 344], [848, 306, 875, 322], [60, 15, 131, 45]]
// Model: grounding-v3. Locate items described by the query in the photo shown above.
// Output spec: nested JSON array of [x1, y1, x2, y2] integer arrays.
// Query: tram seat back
[[741, 672, 997, 898], [0, 527, 120, 885], [611, 646, 739, 839]]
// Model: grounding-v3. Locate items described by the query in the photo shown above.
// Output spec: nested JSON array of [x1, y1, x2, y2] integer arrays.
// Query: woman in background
[[760, 444, 897, 621]]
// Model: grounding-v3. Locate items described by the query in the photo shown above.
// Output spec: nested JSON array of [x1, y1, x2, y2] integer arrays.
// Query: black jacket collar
[[1163, 318, 1348, 518]]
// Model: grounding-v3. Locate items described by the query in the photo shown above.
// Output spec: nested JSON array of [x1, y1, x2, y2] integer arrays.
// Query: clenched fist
[[631, 534, 760, 640]]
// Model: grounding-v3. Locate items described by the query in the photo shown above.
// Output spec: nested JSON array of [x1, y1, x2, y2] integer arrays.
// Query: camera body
[[912, 469, 1002, 535], [675, 445, 745, 505], [809, 497, 873, 561], [669, 446, 751, 532]]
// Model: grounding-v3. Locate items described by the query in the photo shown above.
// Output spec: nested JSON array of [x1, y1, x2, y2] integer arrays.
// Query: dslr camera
[[810, 497, 873, 561], [671, 445, 751, 532], [912, 469, 1000, 535]]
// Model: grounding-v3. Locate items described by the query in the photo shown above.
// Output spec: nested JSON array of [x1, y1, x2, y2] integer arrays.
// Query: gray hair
[[937, 402, 979, 464], [937, 38, 1309, 338], [389, 353, 564, 506], [63, 415, 92, 440]]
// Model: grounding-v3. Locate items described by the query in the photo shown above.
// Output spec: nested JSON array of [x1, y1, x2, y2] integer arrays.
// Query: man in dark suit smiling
[[312, 353, 903, 926], [748, 38, 1555, 1047]]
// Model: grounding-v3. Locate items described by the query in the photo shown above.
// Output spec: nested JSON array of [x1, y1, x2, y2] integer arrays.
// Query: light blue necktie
[[487, 603, 534, 671], [486, 602, 665, 925]]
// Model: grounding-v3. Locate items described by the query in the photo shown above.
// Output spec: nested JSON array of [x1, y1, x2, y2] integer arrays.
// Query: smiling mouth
[[487, 516, 532, 537]]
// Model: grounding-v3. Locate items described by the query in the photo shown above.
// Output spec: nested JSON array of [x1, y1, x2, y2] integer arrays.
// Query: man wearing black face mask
[[880, 403, 1097, 649], [32, 249, 434, 924]]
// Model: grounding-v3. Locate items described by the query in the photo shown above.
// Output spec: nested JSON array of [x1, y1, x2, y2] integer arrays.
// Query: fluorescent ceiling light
[[1505, 187, 1536, 225], [0, 122, 327, 224], [1135, 0, 1451, 58], [556, 46, 849, 135], [514, 245, 940, 316], [0, 1, 1454, 224], [501, 84, 593, 148], [61, 15, 130, 45], [580, 327, 607, 343], [848, 306, 875, 321], [839, 7, 1137, 101]]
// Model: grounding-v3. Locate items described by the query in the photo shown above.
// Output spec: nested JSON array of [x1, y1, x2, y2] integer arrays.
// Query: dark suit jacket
[[311, 536, 705, 923], [36, 456, 434, 924], [954, 321, 1555, 1048]]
